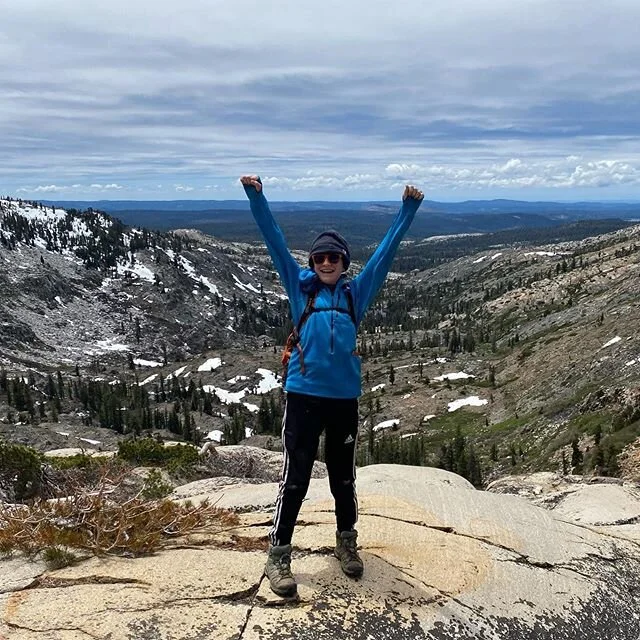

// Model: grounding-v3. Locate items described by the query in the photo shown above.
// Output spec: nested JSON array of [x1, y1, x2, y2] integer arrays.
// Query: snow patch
[[166, 366, 187, 380], [373, 418, 400, 432], [254, 368, 281, 393], [198, 357, 222, 371], [433, 372, 475, 382], [228, 375, 250, 384], [134, 358, 164, 367], [448, 396, 488, 412]]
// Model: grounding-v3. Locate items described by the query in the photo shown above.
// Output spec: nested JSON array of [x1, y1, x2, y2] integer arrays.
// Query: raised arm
[[352, 185, 424, 322], [240, 175, 301, 298]]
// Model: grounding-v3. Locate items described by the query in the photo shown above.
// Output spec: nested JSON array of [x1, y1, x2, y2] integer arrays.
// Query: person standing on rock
[[241, 175, 424, 596]]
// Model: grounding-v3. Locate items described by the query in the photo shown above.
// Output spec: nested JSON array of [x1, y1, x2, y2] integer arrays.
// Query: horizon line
[[17, 196, 640, 205]]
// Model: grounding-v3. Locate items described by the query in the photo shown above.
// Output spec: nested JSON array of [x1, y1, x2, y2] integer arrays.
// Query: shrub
[[141, 469, 173, 500], [117, 438, 199, 478], [42, 546, 78, 569], [0, 487, 239, 557], [117, 438, 167, 465], [0, 441, 43, 502]]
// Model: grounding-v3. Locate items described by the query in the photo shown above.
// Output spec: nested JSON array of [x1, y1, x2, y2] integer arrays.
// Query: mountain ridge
[[1, 196, 640, 487]]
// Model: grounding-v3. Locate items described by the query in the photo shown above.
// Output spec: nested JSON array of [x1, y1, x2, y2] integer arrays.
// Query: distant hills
[[42, 198, 640, 214], [41, 199, 640, 250]]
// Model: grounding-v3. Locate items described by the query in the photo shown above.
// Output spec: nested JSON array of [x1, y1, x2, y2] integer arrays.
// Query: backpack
[[281, 282, 357, 382]]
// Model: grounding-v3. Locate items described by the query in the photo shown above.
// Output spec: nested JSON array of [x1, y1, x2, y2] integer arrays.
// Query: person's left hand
[[402, 184, 423, 201]]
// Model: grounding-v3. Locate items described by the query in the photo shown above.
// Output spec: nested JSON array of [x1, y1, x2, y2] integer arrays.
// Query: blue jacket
[[244, 184, 421, 399]]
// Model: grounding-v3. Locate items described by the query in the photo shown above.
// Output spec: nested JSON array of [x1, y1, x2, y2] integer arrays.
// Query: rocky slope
[[0, 198, 290, 369], [2, 197, 640, 483]]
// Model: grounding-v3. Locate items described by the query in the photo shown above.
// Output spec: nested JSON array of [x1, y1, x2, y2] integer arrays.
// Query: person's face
[[311, 252, 344, 286]]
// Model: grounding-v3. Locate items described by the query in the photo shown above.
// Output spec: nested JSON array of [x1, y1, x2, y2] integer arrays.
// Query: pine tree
[[182, 404, 193, 442], [594, 423, 602, 446], [203, 391, 213, 416], [257, 397, 271, 434], [604, 443, 620, 475], [593, 444, 605, 473], [57, 371, 64, 399], [509, 443, 517, 466], [571, 436, 583, 474]]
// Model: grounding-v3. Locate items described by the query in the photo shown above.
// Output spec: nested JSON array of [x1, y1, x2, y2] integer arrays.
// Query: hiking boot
[[265, 544, 297, 597], [334, 530, 364, 578]]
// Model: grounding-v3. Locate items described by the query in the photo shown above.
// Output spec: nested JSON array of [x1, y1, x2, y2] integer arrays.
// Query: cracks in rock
[[240, 519, 275, 528], [166, 535, 267, 553], [215, 583, 262, 604], [235, 575, 267, 639], [4, 620, 101, 639], [392, 575, 448, 608], [554, 564, 598, 582], [448, 595, 482, 616], [359, 510, 526, 561], [352, 511, 639, 578], [531, 488, 579, 511], [554, 517, 640, 551], [497, 549, 629, 583], [104, 583, 264, 613], [497, 555, 597, 583], [231, 504, 276, 515], [22, 575, 150, 591], [368, 551, 457, 600], [498, 556, 555, 570], [236, 601, 254, 639], [300, 545, 334, 556], [592, 514, 640, 527], [312, 510, 454, 534], [369, 550, 496, 618]]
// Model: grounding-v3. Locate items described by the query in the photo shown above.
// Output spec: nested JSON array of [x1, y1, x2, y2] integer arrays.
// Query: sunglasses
[[312, 253, 342, 265]]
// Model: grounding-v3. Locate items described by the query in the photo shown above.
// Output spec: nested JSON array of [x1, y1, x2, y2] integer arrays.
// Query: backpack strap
[[342, 281, 357, 327], [282, 290, 317, 376], [296, 289, 317, 335]]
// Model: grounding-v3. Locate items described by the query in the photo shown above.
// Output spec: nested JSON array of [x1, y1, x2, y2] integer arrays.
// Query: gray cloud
[[2, 0, 640, 199]]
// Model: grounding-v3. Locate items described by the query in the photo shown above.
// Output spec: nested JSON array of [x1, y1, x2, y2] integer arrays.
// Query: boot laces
[[276, 552, 292, 577], [342, 536, 359, 561]]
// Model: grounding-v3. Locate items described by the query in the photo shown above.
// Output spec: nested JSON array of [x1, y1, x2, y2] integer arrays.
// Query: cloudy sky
[[2, 0, 640, 201]]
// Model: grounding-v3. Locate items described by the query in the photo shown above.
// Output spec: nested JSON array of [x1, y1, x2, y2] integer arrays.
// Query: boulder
[[487, 471, 640, 542], [2, 465, 640, 639], [197, 444, 327, 485], [42, 448, 115, 458]]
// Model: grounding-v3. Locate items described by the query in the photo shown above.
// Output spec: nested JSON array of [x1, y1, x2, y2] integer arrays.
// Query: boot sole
[[264, 570, 297, 597], [334, 551, 364, 578], [271, 585, 298, 597]]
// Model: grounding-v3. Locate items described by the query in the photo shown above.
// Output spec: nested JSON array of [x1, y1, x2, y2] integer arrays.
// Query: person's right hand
[[240, 175, 262, 192]]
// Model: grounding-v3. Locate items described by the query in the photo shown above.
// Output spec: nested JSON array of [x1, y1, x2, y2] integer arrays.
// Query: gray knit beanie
[[308, 230, 350, 269]]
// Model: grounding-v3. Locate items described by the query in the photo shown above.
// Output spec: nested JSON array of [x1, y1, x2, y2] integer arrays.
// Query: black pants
[[269, 391, 359, 546]]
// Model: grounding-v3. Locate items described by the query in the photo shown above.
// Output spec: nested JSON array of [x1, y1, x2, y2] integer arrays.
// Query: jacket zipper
[[330, 287, 336, 354]]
